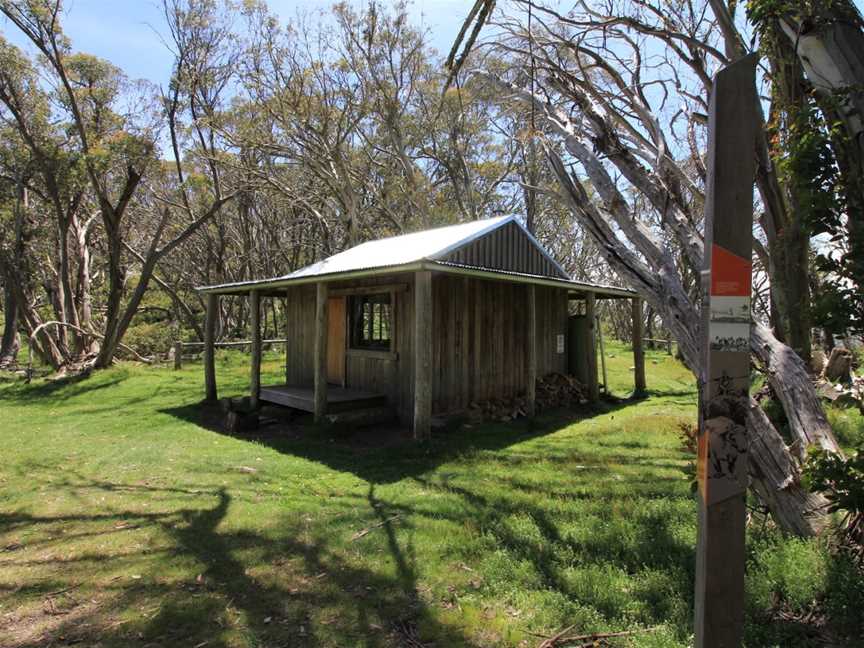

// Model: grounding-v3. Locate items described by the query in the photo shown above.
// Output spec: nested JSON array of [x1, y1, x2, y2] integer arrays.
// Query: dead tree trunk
[[748, 403, 829, 537], [476, 68, 839, 536]]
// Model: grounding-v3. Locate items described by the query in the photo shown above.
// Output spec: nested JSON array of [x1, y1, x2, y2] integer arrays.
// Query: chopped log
[[824, 347, 853, 383], [466, 373, 588, 424], [224, 410, 260, 434]]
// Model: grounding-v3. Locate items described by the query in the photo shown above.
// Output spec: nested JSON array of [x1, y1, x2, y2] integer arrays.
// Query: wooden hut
[[198, 216, 643, 438]]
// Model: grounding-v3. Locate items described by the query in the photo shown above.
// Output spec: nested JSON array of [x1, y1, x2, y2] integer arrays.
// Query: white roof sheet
[[286, 215, 513, 279], [198, 215, 635, 297]]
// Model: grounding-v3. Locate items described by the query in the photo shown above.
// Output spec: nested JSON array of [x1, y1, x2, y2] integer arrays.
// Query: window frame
[[348, 292, 394, 352]]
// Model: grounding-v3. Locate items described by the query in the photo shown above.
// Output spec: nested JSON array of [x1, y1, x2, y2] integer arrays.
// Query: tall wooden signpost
[[694, 53, 758, 648]]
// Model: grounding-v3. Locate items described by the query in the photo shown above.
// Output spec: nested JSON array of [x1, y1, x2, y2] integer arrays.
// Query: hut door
[[327, 297, 347, 386]]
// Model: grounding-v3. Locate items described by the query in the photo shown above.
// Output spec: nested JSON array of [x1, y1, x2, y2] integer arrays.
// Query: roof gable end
[[430, 219, 569, 280]]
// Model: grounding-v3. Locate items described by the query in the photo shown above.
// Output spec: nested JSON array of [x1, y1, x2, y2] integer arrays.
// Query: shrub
[[823, 549, 864, 637], [746, 536, 828, 613], [802, 446, 864, 557], [123, 321, 175, 358]]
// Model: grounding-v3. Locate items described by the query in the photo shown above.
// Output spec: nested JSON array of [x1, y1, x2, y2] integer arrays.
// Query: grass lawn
[[0, 342, 861, 647]]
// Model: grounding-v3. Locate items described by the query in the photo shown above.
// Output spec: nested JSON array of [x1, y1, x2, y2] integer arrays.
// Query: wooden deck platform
[[259, 385, 388, 413]]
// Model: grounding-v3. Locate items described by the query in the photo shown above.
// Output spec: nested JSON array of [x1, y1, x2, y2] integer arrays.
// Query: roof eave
[[197, 259, 636, 299], [196, 261, 426, 295]]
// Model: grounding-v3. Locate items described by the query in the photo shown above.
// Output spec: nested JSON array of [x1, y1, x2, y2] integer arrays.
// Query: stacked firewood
[[536, 373, 588, 409], [467, 397, 528, 423], [466, 373, 588, 423]]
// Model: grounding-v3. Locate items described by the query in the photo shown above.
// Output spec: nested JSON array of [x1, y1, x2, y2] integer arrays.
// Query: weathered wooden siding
[[441, 221, 568, 279], [431, 274, 568, 415], [283, 274, 416, 423], [343, 274, 415, 423], [283, 271, 569, 423], [284, 284, 316, 386]]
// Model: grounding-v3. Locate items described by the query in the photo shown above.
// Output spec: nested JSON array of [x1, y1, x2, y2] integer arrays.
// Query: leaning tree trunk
[[476, 41, 841, 534], [548, 144, 836, 536], [748, 403, 830, 536], [751, 324, 841, 458]]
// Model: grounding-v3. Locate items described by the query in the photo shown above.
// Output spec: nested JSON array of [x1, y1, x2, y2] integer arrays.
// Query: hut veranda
[[198, 216, 644, 438]]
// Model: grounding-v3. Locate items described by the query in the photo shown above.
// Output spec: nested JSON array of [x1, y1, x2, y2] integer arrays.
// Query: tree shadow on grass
[[159, 400, 636, 486], [0, 474, 479, 648], [0, 369, 131, 404], [381, 473, 696, 641]]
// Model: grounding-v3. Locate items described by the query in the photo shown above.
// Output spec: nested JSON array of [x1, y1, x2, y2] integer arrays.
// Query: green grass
[[0, 343, 860, 647], [826, 405, 864, 451]]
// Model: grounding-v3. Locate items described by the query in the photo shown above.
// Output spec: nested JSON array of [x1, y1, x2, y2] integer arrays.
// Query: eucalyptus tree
[[0, 1, 157, 367], [464, 0, 847, 535], [743, 0, 864, 338], [0, 0, 244, 367], [98, 0, 244, 364], [240, 3, 375, 250], [0, 38, 98, 363]]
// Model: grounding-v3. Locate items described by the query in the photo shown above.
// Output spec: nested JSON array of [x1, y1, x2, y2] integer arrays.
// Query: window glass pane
[[350, 293, 392, 349]]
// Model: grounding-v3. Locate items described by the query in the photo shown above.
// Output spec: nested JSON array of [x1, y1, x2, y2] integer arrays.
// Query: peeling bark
[[751, 324, 841, 458], [748, 402, 829, 537]]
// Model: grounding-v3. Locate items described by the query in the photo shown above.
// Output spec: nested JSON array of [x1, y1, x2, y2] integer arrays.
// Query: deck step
[[259, 384, 387, 413], [324, 405, 395, 427]]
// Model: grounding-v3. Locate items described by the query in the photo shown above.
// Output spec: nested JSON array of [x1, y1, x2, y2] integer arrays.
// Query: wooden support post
[[585, 293, 599, 402], [694, 53, 758, 648], [314, 282, 328, 423], [526, 284, 537, 417], [285, 289, 291, 384], [597, 314, 608, 395], [250, 289, 261, 409], [173, 341, 182, 370], [203, 293, 218, 401], [632, 297, 646, 396], [413, 270, 433, 440]]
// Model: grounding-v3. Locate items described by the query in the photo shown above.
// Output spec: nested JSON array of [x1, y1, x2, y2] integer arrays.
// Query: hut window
[[350, 293, 392, 350]]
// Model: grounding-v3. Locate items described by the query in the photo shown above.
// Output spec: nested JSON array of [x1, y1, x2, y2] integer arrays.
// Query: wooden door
[[327, 296, 347, 385]]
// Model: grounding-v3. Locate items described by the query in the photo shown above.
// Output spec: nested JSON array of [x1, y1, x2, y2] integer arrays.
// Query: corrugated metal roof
[[197, 215, 636, 298], [287, 215, 513, 279]]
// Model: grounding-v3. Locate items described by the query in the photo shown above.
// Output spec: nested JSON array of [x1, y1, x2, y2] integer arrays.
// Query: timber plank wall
[[284, 275, 416, 422], [431, 274, 568, 415], [283, 272, 569, 424]]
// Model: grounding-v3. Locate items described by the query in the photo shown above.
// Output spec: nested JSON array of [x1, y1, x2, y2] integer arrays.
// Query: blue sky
[[3, 0, 863, 90], [0, 0, 467, 88]]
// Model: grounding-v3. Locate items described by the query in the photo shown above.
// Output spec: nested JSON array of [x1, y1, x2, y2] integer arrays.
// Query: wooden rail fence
[[173, 339, 288, 370]]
